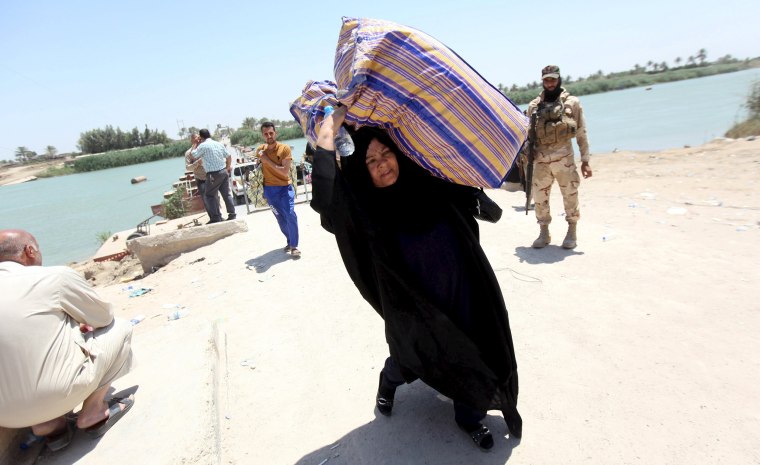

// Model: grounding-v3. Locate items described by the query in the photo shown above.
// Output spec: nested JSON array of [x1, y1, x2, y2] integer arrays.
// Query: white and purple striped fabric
[[291, 17, 528, 188]]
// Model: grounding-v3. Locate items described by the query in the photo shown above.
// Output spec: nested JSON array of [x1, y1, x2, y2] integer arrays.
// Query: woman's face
[[366, 139, 399, 188]]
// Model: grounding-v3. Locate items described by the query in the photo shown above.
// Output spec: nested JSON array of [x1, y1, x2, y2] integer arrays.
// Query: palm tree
[[675, 57, 682, 67], [697, 49, 707, 65], [45, 145, 58, 158], [687, 56, 696, 66], [15, 146, 29, 162], [647, 60, 654, 71], [241, 117, 258, 130]]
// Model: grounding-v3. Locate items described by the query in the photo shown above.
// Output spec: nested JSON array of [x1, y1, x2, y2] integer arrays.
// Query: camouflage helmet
[[541, 65, 560, 79]]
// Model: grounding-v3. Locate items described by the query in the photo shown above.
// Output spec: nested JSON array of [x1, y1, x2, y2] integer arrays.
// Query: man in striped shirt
[[189, 129, 236, 223]]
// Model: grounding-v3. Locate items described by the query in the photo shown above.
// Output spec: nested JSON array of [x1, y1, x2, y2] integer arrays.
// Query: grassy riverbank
[[505, 60, 760, 105]]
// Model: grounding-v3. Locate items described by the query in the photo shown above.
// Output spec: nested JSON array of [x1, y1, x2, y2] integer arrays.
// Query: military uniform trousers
[[532, 145, 581, 226]]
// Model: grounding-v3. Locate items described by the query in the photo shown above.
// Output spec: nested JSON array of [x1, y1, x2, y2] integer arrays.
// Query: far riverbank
[[2, 69, 758, 266]]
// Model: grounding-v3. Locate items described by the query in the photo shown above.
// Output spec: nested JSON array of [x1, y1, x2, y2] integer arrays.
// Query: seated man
[[0, 229, 135, 451]]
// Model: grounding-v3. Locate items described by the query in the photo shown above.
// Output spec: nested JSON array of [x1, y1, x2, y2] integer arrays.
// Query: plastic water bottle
[[324, 105, 354, 157], [20, 433, 44, 450], [167, 309, 189, 321]]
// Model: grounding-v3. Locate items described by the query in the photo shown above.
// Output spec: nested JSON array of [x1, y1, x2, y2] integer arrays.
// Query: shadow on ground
[[245, 248, 295, 273], [514, 245, 584, 265], [295, 382, 519, 465]]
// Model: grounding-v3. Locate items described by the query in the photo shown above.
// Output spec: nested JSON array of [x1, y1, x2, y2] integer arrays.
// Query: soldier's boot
[[562, 223, 578, 249], [532, 225, 551, 248]]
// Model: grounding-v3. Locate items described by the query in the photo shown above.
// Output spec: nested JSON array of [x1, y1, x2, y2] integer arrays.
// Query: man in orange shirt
[[258, 122, 300, 258]]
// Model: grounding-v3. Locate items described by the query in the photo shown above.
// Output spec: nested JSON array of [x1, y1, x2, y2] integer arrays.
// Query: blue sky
[[1, 0, 758, 159]]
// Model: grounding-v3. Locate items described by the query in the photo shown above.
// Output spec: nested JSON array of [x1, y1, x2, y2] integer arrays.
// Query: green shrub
[[746, 80, 760, 118], [37, 165, 76, 178], [96, 231, 113, 244], [231, 128, 261, 146], [278, 126, 304, 140], [725, 80, 760, 138], [162, 185, 187, 219], [725, 117, 760, 138], [506, 62, 758, 105], [72, 142, 190, 172], [230, 126, 304, 147]]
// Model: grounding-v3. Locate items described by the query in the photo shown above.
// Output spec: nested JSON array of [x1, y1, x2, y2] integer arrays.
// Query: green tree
[[675, 57, 682, 67], [79, 125, 171, 153], [241, 117, 258, 129], [15, 146, 29, 162], [130, 128, 141, 147], [45, 145, 58, 158], [697, 48, 707, 65]]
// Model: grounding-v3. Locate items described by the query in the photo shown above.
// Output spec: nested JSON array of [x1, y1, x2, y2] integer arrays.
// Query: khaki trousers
[[532, 149, 581, 225]]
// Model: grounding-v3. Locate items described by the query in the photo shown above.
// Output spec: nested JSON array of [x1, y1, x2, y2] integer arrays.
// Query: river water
[[1, 68, 758, 265]]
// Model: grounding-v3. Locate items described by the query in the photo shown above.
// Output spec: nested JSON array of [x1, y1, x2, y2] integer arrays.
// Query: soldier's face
[[543, 77, 558, 91]]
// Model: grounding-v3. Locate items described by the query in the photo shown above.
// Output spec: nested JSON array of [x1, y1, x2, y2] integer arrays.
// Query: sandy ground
[[3, 137, 759, 465], [0, 159, 67, 186]]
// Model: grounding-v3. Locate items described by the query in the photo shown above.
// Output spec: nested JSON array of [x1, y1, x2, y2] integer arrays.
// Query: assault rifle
[[524, 106, 540, 215]]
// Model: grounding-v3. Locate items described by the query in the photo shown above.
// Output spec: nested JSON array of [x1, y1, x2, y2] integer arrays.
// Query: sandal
[[45, 420, 75, 452], [84, 395, 135, 438], [458, 422, 494, 451], [375, 372, 396, 416]]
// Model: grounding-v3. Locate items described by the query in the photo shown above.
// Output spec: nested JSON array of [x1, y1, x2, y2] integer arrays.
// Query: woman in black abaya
[[310, 106, 522, 451]]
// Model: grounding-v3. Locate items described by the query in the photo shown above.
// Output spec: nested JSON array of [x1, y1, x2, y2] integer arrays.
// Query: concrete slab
[[127, 220, 248, 273]]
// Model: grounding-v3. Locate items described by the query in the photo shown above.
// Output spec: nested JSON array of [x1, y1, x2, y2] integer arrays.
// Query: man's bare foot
[[76, 395, 134, 429]]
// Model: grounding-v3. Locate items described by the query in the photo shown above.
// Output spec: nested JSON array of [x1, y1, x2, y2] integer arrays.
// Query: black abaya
[[310, 135, 522, 438]]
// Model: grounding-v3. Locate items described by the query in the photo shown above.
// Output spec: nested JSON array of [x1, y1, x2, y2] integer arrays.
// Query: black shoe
[[206, 219, 221, 225], [376, 372, 396, 416], [458, 422, 494, 451], [226, 215, 237, 221]]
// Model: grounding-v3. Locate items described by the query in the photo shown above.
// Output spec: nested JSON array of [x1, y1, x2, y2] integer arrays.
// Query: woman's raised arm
[[316, 105, 347, 151]]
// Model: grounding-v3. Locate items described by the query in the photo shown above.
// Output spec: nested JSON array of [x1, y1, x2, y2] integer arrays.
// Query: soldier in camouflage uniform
[[526, 65, 593, 249]]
